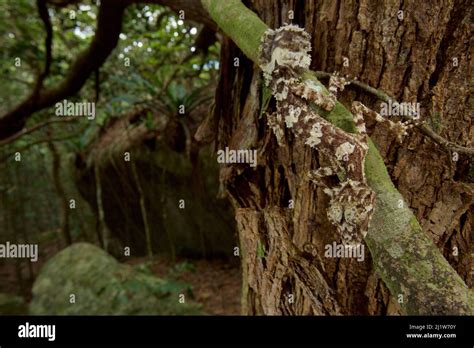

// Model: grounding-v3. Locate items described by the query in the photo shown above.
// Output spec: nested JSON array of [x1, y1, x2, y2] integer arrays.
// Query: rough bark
[[202, 0, 473, 315], [237, 208, 341, 315]]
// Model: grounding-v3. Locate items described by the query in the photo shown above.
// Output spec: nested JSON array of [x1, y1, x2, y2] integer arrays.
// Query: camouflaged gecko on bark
[[258, 24, 407, 245]]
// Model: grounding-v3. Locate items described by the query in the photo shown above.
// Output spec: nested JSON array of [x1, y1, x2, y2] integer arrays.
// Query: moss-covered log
[[201, 0, 473, 314]]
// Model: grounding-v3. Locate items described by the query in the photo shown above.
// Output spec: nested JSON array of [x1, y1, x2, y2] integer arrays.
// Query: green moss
[[409, 260, 433, 280], [201, 0, 267, 62]]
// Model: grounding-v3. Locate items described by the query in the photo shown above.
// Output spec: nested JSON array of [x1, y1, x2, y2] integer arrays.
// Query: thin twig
[[0, 76, 33, 86], [0, 117, 78, 147], [315, 71, 474, 156], [0, 131, 82, 163]]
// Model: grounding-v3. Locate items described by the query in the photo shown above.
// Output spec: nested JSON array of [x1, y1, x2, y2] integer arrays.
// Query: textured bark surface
[[236, 208, 341, 315], [205, 0, 473, 314], [310, 0, 474, 288]]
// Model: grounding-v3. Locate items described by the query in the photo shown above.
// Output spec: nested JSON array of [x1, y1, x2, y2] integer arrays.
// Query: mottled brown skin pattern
[[259, 25, 376, 245]]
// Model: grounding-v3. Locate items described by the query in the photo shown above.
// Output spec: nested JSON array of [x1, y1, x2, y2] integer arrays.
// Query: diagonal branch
[[0, 0, 127, 140], [0, 130, 84, 164]]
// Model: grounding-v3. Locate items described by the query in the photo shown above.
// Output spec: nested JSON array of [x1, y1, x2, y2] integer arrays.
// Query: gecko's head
[[259, 24, 312, 83]]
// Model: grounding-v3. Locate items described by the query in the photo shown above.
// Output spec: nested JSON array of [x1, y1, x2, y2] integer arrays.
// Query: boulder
[[30, 243, 202, 315]]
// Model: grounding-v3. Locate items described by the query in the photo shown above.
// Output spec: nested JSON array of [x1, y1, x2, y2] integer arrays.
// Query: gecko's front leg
[[352, 101, 412, 143], [289, 72, 349, 111]]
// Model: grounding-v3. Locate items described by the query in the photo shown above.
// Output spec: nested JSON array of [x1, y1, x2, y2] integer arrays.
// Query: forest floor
[[1, 241, 242, 315], [127, 256, 242, 315]]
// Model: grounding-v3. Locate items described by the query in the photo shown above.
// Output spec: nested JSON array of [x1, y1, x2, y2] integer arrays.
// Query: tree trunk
[[130, 158, 153, 259], [47, 141, 72, 246], [203, 0, 473, 315]]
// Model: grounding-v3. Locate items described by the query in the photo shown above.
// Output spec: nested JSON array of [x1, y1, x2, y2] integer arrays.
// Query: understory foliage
[[0, 1, 223, 310]]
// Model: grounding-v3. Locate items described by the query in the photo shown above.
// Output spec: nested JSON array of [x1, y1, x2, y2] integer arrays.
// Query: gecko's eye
[[343, 205, 357, 223]]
